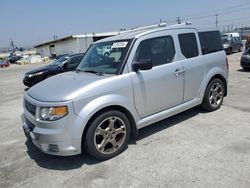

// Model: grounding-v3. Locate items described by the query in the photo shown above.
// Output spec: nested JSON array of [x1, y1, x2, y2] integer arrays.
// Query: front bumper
[[22, 114, 80, 156], [22, 95, 83, 156]]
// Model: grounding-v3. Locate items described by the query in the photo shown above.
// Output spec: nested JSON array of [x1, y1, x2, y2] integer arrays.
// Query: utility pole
[[215, 14, 218, 27], [53, 35, 57, 41], [10, 40, 15, 51], [176, 17, 181, 24]]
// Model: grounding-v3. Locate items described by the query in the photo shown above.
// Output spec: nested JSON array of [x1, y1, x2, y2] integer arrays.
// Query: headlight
[[28, 71, 44, 77], [39, 106, 68, 121], [223, 44, 229, 48]]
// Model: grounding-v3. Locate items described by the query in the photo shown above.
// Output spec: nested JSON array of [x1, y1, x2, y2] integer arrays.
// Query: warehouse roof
[[34, 31, 121, 48]]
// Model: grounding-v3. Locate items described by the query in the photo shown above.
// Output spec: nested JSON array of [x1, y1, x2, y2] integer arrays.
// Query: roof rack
[[120, 23, 167, 34], [120, 22, 192, 34]]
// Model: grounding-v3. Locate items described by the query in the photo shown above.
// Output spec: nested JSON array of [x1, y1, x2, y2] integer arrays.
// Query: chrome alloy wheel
[[209, 82, 223, 107], [94, 116, 127, 155]]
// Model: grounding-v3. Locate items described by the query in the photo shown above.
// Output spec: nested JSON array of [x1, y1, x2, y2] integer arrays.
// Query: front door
[[130, 35, 184, 118]]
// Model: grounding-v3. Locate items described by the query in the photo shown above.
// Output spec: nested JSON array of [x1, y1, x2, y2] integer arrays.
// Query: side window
[[178, 33, 199, 58], [198, 31, 223, 55], [134, 36, 175, 67]]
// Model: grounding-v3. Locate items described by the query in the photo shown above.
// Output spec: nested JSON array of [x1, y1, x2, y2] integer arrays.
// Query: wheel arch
[[81, 105, 138, 149], [198, 68, 228, 101], [208, 74, 227, 96]]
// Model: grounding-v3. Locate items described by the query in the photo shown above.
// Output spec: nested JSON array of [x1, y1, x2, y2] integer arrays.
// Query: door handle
[[174, 69, 184, 77]]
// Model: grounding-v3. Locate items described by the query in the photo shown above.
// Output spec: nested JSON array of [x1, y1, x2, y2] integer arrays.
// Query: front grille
[[25, 100, 36, 116]]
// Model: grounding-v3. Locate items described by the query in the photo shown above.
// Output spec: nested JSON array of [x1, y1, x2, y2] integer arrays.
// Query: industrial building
[[34, 23, 168, 58], [34, 32, 120, 57]]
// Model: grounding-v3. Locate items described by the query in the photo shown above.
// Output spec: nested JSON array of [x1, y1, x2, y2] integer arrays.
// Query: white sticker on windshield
[[111, 42, 128, 48]]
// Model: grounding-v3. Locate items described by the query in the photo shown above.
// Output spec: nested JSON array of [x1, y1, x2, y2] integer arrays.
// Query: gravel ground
[[0, 53, 249, 188]]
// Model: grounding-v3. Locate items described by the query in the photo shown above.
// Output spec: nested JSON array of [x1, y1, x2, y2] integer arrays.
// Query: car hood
[[25, 64, 60, 75], [27, 71, 111, 102]]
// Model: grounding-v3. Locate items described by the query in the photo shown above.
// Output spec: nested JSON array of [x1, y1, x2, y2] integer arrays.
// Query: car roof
[[96, 24, 218, 43], [68, 53, 84, 57]]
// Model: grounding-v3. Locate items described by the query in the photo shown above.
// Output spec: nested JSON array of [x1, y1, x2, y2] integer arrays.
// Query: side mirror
[[132, 59, 153, 72]]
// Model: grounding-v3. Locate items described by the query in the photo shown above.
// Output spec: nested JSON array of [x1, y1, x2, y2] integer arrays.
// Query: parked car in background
[[222, 37, 243, 55], [23, 53, 84, 87], [222, 32, 240, 38], [240, 48, 250, 70], [22, 24, 228, 160], [56, 54, 69, 59], [97, 46, 112, 56], [0, 60, 10, 68]]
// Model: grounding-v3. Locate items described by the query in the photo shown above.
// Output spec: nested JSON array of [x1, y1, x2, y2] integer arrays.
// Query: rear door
[[178, 31, 206, 102]]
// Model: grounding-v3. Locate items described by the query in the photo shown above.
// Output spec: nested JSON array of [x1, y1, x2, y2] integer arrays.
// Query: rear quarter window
[[178, 33, 199, 58], [198, 31, 223, 55]]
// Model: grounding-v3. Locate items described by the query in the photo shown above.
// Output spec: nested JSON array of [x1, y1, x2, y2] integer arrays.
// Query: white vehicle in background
[[222, 32, 240, 38], [96, 45, 112, 56], [17, 55, 42, 65]]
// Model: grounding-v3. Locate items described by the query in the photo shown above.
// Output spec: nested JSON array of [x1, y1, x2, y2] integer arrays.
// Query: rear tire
[[84, 110, 130, 160], [201, 79, 225, 111]]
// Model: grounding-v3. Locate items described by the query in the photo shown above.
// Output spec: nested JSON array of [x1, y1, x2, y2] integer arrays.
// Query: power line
[[166, 2, 250, 22], [183, 6, 250, 22], [208, 2, 250, 13]]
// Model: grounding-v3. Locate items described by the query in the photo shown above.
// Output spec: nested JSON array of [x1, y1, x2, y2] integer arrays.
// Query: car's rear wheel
[[201, 78, 225, 111], [84, 110, 130, 160]]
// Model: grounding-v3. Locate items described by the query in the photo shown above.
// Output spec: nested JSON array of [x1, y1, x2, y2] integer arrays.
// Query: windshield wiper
[[76, 69, 103, 76]]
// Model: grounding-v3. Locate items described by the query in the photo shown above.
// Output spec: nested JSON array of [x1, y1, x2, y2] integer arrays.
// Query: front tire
[[201, 79, 225, 111], [84, 110, 130, 160]]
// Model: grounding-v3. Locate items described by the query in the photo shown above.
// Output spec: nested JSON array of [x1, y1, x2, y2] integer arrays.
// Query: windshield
[[222, 38, 231, 44], [51, 56, 69, 66], [77, 40, 132, 74]]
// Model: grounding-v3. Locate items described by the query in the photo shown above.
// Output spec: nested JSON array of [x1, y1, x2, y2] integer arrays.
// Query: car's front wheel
[[201, 78, 225, 111], [84, 110, 130, 160]]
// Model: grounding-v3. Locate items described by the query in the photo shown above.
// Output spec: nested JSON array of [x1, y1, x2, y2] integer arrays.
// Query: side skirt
[[136, 98, 202, 129]]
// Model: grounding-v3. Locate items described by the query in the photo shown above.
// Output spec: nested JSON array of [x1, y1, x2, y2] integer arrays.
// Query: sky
[[0, 0, 250, 49]]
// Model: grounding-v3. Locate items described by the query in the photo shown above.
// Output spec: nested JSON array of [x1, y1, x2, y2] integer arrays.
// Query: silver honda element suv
[[22, 24, 228, 160]]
